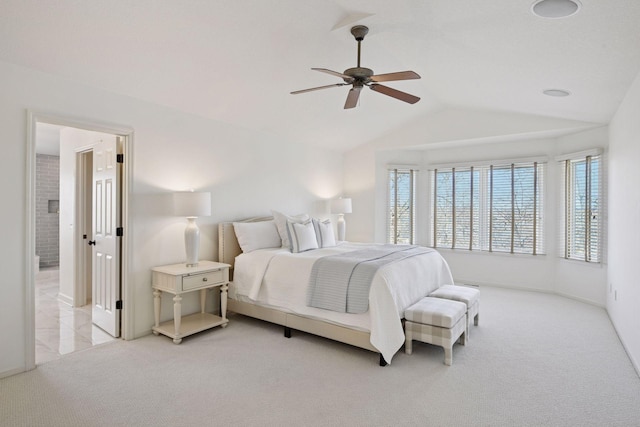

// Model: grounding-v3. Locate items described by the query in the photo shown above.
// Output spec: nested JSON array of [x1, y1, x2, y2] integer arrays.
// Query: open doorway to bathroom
[[26, 112, 133, 371], [34, 123, 118, 364], [32, 119, 131, 365]]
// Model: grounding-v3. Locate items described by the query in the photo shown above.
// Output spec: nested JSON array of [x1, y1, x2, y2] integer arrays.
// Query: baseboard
[[0, 366, 26, 379], [455, 279, 605, 308], [57, 292, 73, 306], [555, 291, 605, 308], [455, 278, 553, 295], [608, 313, 640, 379]]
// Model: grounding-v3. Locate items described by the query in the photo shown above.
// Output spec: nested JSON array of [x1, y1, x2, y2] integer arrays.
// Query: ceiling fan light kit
[[291, 25, 421, 109]]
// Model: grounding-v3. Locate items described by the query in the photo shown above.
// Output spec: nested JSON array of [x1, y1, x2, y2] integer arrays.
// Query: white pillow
[[233, 220, 281, 253], [286, 219, 319, 253], [312, 218, 336, 248], [272, 210, 310, 248]]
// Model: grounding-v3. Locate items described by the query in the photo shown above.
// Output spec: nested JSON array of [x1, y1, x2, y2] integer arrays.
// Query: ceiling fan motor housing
[[343, 67, 374, 83]]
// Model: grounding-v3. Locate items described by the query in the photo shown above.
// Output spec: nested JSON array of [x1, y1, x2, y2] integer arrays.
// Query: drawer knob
[[202, 277, 208, 282]]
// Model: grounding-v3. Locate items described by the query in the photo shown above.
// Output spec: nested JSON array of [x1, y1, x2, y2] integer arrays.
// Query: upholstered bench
[[429, 285, 480, 340], [404, 297, 467, 366]]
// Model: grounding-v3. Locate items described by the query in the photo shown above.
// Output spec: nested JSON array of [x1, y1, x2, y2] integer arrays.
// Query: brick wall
[[36, 154, 60, 268]]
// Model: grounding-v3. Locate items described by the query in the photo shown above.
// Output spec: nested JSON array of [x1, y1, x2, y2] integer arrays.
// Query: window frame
[[429, 157, 546, 255], [558, 149, 604, 263], [387, 166, 418, 245]]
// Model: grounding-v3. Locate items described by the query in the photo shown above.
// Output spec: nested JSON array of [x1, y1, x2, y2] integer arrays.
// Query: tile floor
[[35, 267, 117, 365]]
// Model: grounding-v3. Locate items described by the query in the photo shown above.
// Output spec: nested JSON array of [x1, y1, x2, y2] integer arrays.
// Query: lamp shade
[[173, 192, 211, 217], [330, 198, 352, 214]]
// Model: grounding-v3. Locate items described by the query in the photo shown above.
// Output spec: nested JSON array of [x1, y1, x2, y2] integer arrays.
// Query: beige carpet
[[2, 286, 639, 426]]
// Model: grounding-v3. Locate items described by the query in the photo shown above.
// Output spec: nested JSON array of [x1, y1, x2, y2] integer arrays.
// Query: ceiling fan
[[291, 25, 421, 109]]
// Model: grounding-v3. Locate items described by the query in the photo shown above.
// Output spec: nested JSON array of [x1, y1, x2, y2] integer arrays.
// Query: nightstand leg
[[173, 294, 182, 344], [220, 284, 228, 327], [200, 288, 207, 313], [153, 289, 161, 335]]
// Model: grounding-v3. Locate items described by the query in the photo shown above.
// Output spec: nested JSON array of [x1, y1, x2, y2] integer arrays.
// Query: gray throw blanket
[[307, 245, 433, 313]]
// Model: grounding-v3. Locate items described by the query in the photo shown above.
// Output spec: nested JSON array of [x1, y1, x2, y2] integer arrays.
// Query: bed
[[218, 216, 454, 365]]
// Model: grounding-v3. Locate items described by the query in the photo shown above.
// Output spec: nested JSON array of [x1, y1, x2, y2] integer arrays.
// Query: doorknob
[[88, 240, 96, 246]]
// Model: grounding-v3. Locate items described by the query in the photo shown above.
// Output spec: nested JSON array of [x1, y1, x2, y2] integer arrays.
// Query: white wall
[[418, 131, 608, 304], [0, 60, 343, 377], [608, 70, 640, 372], [343, 144, 377, 243], [344, 107, 601, 244], [345, 116, 609, 306]]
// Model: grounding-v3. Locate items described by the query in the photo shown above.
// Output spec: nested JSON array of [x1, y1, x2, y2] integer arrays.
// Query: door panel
[[92, 136, 121, 337]]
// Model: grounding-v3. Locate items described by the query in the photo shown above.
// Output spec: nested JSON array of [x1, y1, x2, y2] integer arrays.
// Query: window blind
[[432, 161, 545, 255], [388, 168, 417, 244], [561, 154, 601, 262]]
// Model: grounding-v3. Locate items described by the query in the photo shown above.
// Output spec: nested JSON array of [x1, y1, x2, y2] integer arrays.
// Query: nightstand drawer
[[183, 269, 224, 291]]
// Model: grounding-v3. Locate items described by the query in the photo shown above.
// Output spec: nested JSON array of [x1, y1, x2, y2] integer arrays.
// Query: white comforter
[[232, 242, 454, 363]]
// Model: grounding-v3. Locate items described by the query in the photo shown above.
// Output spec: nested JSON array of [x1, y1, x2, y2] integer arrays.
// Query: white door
[[91, 135, 122, 337]]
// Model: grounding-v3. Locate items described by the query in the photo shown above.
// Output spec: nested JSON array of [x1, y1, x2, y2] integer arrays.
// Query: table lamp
[[330, 197, 352, 241], [173, 191, 211, 267]]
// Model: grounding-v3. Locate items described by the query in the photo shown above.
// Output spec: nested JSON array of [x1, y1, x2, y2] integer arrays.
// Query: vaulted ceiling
[[2, 0, 640, 152]]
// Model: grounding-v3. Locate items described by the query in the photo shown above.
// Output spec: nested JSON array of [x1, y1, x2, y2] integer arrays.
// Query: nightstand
[[151, 260, 230, 344]]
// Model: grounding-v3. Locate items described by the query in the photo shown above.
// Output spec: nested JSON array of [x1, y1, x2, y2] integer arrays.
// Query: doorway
[[26, 112, 132, 370], [34, 127, 117, 363]]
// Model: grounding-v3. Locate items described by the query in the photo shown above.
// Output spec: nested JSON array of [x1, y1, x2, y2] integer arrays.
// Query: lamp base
[[185, 217, 200, 267], [337, 214, 346, 241]]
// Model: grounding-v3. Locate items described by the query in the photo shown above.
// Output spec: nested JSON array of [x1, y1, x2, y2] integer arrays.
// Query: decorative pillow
[[233, 220, 281, 253], [286, 219, 319, 253], [272, 210, 310, 248], [312, 218, 336, 248]]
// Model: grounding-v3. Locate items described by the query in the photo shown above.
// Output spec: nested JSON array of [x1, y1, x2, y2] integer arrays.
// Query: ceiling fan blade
[[312, 68, 354, 82], [291, 83, 347, 95], [370, 71, 421, 82], [344, 87, 362, 109], [369, 84, 420, 104]]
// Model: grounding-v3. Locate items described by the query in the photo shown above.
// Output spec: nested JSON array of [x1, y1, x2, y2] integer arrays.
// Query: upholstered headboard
[[218, 216, 272, 269]]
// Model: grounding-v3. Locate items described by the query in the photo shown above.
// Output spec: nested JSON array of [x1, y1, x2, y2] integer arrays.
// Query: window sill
[[558, 257, 605, 268], [433, 247, 548, 260]]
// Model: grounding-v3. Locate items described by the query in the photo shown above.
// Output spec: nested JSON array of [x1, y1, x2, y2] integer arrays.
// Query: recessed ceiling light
[[543, 89, 571, 97], [531, 0, 582, 19]]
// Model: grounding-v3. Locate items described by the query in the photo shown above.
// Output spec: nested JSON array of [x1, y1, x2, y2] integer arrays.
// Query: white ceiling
[[3, 0, 640, 152]]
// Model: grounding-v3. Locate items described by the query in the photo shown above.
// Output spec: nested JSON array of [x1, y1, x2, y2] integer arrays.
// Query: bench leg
[[464, 314, 471, 343], [405, 326, 413, 355], [443, 346, 453, 366], [474, 313, 479, 326], [458, 330, 466, 346]]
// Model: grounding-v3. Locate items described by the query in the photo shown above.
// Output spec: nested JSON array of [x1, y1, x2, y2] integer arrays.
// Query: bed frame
[[218, 218, 387, 365]]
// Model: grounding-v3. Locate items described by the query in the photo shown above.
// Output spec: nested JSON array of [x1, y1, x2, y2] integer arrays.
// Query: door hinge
[[117, 154, 124, 163], [116, 227, 123, 237], [116, 300, 123, 310]]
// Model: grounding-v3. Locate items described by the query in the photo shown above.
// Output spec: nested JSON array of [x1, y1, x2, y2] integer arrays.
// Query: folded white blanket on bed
[[308, 245, 434, 314]]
